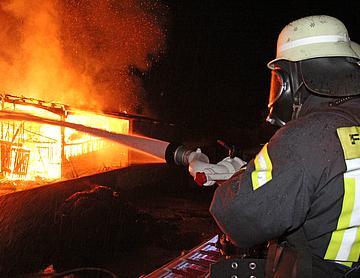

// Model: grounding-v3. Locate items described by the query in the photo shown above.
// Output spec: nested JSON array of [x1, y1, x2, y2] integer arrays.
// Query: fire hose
[[165, 142, 246, 186], [0, 110, 246, 186]]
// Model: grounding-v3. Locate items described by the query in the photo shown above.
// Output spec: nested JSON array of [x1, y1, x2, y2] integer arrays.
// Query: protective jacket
[[210, 96, 360, 277]]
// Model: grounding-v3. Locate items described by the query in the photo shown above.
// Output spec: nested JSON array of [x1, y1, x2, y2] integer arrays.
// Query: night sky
[[141, 1, 360, 144]]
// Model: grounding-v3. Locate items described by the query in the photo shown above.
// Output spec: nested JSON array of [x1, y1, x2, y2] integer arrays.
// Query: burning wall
[[0, 94, 130, 181]]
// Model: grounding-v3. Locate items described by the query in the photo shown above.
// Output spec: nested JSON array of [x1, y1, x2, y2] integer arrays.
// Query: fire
[[0, 0, 167, 113], [0, 95, 129, 181], [0, 0, 168, 189]]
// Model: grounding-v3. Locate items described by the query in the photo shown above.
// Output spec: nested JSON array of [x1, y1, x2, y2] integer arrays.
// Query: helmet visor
[[268, 70, 287, 108]]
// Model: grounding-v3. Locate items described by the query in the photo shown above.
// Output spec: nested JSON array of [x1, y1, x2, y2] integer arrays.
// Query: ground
[[0, 164, 220, 278]]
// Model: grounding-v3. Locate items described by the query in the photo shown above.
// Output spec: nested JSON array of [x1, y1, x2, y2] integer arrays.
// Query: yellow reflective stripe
[[343, 176, 360, 262], [337, 126, 360, 160], [325, 178, 356, 261], [251, 143, 272, 190], [325, 126, 360, 264], [251, 171, 260, 190], [325, 230, 345, 260], [348, 225, 360, 262]]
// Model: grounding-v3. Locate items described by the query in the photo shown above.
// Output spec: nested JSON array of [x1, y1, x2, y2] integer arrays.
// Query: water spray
[[0, 111, 245, 185], [0, 110, 169, 161]]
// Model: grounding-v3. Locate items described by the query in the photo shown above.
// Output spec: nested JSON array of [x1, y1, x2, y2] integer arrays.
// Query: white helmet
[[268, 15, 359, 69], [351, 41, 360, 56], [266, 15, 360, 127]]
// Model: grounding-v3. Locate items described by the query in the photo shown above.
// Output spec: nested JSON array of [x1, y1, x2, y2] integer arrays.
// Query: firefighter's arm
[[209, 144, 312, 248]]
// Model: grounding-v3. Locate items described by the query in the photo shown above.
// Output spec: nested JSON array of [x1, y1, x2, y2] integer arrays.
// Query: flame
[[64, 111, 129, 160], [0, 0, 168, 188], [0, 0, 167, 113], [0, 99, 130, 181]]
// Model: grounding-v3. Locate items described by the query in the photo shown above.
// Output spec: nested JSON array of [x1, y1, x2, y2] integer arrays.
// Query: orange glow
[[0, 0, 167, 114], [0, 96, 130, 181], [0, 0, 167, 187]]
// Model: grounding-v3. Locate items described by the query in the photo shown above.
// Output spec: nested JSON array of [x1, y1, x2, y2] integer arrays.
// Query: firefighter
[[209, 15, 360, 277]]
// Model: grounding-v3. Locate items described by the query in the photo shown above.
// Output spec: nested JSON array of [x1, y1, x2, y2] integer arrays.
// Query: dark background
[[141, 1, 360, 148], [1, 3, 360, 277]]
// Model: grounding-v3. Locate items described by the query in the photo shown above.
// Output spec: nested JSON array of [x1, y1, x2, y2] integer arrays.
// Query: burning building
[[0, 94, 132, 183]]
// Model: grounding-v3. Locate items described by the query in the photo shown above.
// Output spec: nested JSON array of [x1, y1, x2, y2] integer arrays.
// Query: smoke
[[0, 0, 168, 114]]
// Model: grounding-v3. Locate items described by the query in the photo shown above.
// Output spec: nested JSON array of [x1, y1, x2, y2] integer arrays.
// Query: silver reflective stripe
[[279, 35, 349, 52]]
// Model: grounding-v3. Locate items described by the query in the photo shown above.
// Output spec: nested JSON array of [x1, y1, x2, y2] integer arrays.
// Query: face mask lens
[[268, 70, 285, 107]]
